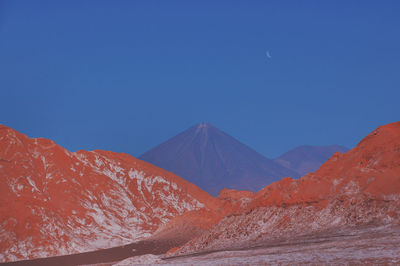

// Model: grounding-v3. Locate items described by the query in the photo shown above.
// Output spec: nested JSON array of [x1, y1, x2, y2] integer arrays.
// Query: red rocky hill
[[153, 188, 254, 239], [173, 121, 400, 255], [0, 125, 219, 262]]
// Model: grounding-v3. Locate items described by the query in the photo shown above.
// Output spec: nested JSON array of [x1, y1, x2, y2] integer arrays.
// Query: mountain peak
[[171, 121, 400, 257], [192, 123, 217, 134], [140, 124, 299, 196], [195, 123, 214, 129]]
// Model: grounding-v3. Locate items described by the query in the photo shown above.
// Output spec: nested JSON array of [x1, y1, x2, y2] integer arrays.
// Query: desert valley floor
[[4, 225, 400, 265], [158, 225, 400, 266]]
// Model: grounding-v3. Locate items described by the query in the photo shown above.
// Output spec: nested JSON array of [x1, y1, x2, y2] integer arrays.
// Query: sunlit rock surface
[[0, 125, 219, 262], [172, 122, 400, 255]]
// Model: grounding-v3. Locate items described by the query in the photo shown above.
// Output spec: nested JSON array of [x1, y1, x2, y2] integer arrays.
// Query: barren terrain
[[130, 225, 400, 265]]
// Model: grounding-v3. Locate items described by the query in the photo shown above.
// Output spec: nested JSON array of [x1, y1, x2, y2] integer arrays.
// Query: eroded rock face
[[173, 122, 400, 255], [152, 188, 255, 246], [252, 121, 400, 208], [0, 125, 218, 262]]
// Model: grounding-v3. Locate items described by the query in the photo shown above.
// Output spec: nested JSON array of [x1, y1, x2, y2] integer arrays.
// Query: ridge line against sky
[[1, 1, 399, 158]]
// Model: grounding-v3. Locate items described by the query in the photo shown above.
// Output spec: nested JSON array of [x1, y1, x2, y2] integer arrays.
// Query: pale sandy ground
[[114, 225, 400, 265]]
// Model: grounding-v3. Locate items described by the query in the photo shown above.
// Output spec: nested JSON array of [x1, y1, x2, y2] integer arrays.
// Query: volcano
[[171, 121, 400, 257], [139, 123, 299, 196]]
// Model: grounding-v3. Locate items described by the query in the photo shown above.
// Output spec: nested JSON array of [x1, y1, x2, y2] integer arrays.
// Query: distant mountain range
[[2, 122, 399, 264], [139, 124, 298, 196], [170, 121, 400, 257], [139, 123, 348, 195], [274, 145, 349, 176]]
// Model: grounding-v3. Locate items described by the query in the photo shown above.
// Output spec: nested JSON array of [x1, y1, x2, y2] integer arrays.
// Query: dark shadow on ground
[[0, 238, 180, 266]]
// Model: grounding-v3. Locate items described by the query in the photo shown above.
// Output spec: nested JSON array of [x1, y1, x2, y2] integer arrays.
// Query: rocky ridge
[[172, 122, 400, 255], [0, 125, 219, 262]]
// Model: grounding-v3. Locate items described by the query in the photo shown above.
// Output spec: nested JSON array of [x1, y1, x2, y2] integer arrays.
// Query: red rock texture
[[172, 121, 400, 255], [252, 121, 400, 209], [151, 188, 255, 249], [0, 125, 218, 262], [218, 188, 255, 201], [217, 188, 255, 215]]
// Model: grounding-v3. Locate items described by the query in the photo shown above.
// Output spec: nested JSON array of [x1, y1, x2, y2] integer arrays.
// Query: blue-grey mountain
[[274, 145, 349, 176], [139, 123, 299, 196]]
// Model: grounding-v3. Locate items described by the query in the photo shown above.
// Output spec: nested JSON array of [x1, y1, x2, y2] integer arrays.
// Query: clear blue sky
[[1, 1, 399, 158]]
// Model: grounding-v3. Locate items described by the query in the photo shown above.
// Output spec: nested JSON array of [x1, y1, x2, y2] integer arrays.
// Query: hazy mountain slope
[[174, 121, 400, 255], [0, 125, 219, 262], [275, 145, 349, 175], [140, 123, 299, 195]]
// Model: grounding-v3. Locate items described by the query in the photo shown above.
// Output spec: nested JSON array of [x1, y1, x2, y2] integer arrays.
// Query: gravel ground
[[155, 225, 400, 265]]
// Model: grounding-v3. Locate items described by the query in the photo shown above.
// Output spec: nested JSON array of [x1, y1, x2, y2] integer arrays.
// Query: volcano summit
[[140, 123, 299, 196]]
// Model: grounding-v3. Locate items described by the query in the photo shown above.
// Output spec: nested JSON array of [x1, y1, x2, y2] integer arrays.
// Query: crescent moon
[[266, 51, 271, 58]]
